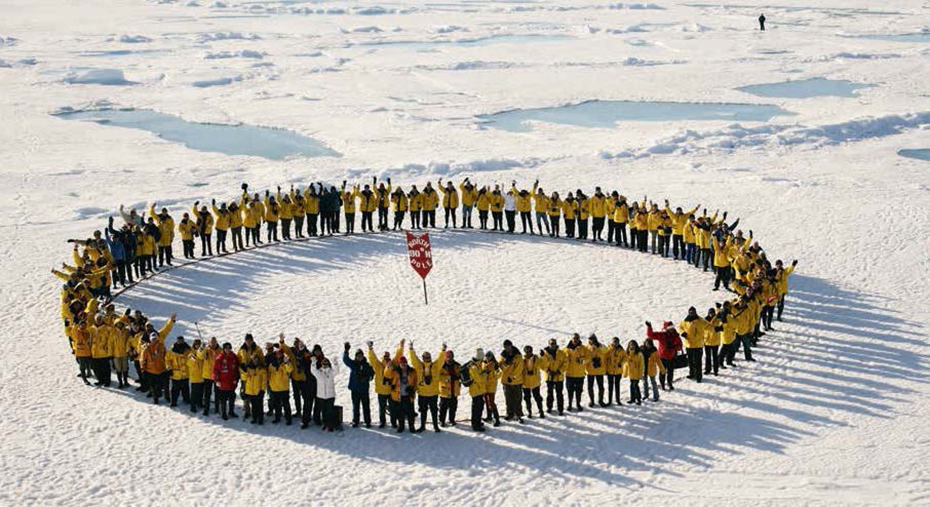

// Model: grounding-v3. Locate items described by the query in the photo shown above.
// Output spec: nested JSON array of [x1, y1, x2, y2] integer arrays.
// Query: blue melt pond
[[55, 108, 340, 160], [898, 149, 930, 162], [476, 100, 794, 132], [736, 77, 873, 98]]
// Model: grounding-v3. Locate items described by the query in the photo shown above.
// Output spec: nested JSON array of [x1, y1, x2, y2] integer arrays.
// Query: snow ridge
[[601, 112, 930, 159]]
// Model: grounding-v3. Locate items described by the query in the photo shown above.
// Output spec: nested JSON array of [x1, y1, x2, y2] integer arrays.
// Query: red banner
[[406, 232, 433, 280]]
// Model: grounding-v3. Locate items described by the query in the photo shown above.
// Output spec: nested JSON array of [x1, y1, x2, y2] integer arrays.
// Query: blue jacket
[[342, 351, 373, 393], [104, 229, 126, 261]]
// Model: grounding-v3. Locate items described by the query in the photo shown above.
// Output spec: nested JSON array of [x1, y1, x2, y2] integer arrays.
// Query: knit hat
[[475, 348, 484, 361]]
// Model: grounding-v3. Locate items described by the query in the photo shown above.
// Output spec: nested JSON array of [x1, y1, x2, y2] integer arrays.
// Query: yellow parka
[[202, 346, 218, 381], [439, 359, 461, 398], [467, 360, 488, 398], [421, 189, 439, 210], [438, 184, 459, 208], [589, 195, 608, 218], [522, 354, 542, 389], [623, 351, 644, 380], [606, 346, 626, 375], [212, 204, 231, 231], [585, 345, 608, 375], [188, 350, 205, 383], [489, 193, 504, 213], [646, 351, 666, 377], [267, 362, 294, 392], [679, 317, 709, 348], [243, 367, 267, 396], [500, 353, 524, 386], [167, 348, 189, 380], [409, 348, 443, 397], [540, 347, 567, 382], [367, 349, 393, 396], [460, 184, 478, 207], [565, 345, 589, 378]]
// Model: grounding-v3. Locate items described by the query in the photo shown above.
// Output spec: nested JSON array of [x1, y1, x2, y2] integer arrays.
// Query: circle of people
[[55, 177, 798, 433]]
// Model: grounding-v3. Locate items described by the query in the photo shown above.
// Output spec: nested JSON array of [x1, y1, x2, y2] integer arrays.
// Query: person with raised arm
[[261, 190, 280, 242], [436, 178, 459, 228], [409, 341, 443, 432], [775, 259, 798, 321], [511, 181, 533, 235], [291, 188, 306, 239], [343, 341, 374, 428], [384, 341, 417, 433], [664, 199, 700, 261], [311, 355, 339, 432], [459, 179, 478, 229], [390, 184, 408, 231], [148, 203, 175, 267], [420, 182, 439, 228], [367, 340, 396, 428], [465, 349, 488, 431], [267, 343, 295, 425], [211, 198, 230, 253]]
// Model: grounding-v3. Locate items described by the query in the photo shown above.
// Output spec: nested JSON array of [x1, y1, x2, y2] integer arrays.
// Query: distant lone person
[[759, 13, 766, 31]]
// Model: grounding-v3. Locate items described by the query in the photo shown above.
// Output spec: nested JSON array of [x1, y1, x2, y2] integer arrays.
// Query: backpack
[[459, 360, 474, 387]]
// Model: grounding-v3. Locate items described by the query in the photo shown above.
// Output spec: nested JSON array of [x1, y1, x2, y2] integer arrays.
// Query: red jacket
[[649, 323, 683, 361], [213, 351, 240, 391]]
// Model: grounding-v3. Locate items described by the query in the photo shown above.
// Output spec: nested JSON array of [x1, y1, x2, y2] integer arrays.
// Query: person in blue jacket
[[343, 342, 374, 428]]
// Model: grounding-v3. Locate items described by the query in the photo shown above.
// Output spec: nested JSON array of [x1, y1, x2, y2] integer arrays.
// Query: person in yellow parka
[[409, 342, 444, 432], [562, 193, 578, 238], [530, 181, 551, 236], [564, 334, 589, 412], [663, 199, 699, 261], [89, 315, 114, 387], [521, 345, 545, 418], [149, 203, 175, 267], [177, 213, 197, 260], [374, 176, 392, 231], [192, 201, 215, 256], [303, 185, 320, 238], [407, 185, 422, 229], [276, 186, 294, 240], [201, 337, 220, 415], [437, 178, 459, 228], [622, 340, 644, 405], [267, 347, 295, 425], [584, 334, 609, 407], [499, 340, 524, 423], [476, 186, 491, 230], [367, 341, 396, 428], [489, 186, 505, 231], [547, 191, 562, 238], [775, 259, 798, 322], [612, 196, 630, 247], [111, 320, 131, 388], [679, 306, 709, 383], [242, 354, 267, 425], [69, 320, 93, 385], [262, 190, 280, 242], [588, 187, 608, 242], [641, 337, 666, 402], [704, 308, 723, 376], [540, 338, 566, 415], [167, 336, 192, 407], [605, 337, 626, 405], [438, 345, 461, 427], [459, 178, 478, 229], [420, 182, 439, 228], [511, 181, 534, 235], [383, 353, 418, 433], [187, 339, 205, 413], [211, 198, 231, 254], [717, 301, 739, 369], [466, 349, 489, 431], [390, 187, 408, 231], [482, 351, 501, 427]]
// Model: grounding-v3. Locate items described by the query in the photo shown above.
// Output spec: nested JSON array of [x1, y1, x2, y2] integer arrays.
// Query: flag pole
[[422, 279, 429, 305]]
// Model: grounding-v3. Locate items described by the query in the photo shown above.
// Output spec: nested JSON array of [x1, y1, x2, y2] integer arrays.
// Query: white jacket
[[312, 362, 339, 399], [504, 193, 516, 211]]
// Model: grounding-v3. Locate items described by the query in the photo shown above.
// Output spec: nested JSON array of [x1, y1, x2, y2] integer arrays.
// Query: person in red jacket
[[213, 342, 240, 420], [646, 321, 682, 391]]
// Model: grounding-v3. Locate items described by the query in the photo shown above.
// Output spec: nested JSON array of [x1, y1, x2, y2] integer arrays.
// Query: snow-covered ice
[[0, 0, 928, 505]]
